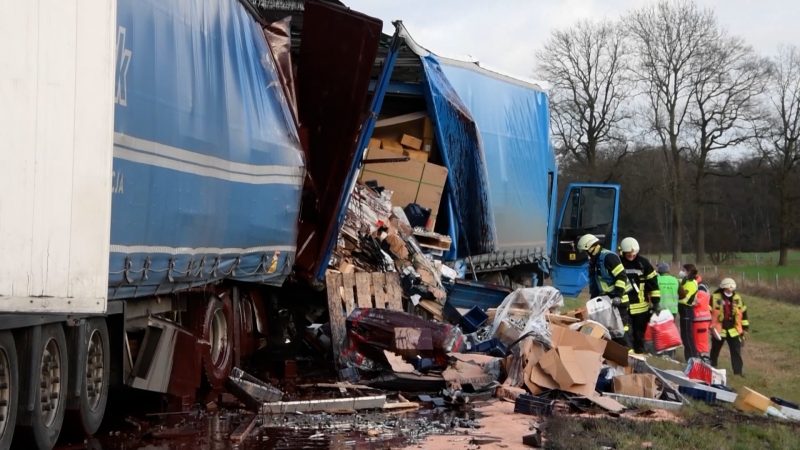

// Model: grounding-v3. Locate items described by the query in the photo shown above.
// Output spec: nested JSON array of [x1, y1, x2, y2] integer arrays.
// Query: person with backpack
[[710, 278, 749, 376], [678, 263, 700, 361]]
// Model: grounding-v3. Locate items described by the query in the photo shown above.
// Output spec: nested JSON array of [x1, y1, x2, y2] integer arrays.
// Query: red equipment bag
[[644, 310, 682, 354]]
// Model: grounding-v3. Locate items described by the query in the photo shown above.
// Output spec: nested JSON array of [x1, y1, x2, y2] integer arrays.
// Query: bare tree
[[536, 20, 631, 177], [686, 36, 768, 263], [753, 45, 800, 266], [626, 0, 718, 265]]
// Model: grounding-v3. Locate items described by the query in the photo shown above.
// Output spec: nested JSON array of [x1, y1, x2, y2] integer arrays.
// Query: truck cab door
[[550, 183, 620, 296]]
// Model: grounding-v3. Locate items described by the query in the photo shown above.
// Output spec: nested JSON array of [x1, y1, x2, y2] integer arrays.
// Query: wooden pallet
[[325, 270, 404, 368]]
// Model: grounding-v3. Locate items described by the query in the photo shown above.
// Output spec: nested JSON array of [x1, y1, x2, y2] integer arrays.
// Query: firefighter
[[678, 263, 700, 361], [619, 237, 661, 354], [710, 278, 749, 376], [577, 234, 631, 347]]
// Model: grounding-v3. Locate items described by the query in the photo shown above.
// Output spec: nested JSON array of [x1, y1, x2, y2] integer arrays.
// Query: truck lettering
[[112, 170, 124, 194], [115, 26, 132, 106]]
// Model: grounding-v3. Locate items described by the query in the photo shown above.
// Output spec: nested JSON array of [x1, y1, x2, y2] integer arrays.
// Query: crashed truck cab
[[338, 22, 621, 294]]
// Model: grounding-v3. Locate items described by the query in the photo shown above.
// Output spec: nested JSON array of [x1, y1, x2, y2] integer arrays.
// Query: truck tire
[[191, 297, 234, 389], [17, 324, 68, 449], [66, 318, 110, 436], [0, 331, 18, 449]]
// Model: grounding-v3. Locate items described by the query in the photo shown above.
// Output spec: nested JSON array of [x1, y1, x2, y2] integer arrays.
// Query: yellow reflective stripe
[[645, 271, 658, 280], [614, 280, 627, 288], [630, 303, 650, 314], [611, 265, 624, 276], [741, 320, 750, 326], [651, 290, 661, 297]]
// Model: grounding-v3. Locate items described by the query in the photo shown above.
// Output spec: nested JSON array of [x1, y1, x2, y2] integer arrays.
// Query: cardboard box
[[359, 171, 418, 207], [602, 338, 631, 367], [382, 139, 404, 152], [404, 149, 429, 162], [421, 163, 448, 187], [400, 133, 423, 150], [416, 184, 444, 212], [579, 321, 608, 339], [363, 148, 425, 181], [550, 324, 608, 354], [368, 138, 382, 150], [539, 346, 587, 386], [735, 387, 772, 413], [613, 374, 659, 398]]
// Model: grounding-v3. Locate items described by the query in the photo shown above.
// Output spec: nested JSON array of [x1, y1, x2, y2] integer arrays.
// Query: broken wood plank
[[341, 272, 357, 314], [371, 272, 387, 309], [260, 395, 386, 414], [355, 272, 373, 308], [230, 415, 257, 443], [325, 271, 347, 367], [385, 273, 403, 311], [382, 401, 420, 411], [417, 300, 443, 321]]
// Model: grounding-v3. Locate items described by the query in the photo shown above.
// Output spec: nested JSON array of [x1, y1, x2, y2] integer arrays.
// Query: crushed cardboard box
[[613, 374, 660, 399]]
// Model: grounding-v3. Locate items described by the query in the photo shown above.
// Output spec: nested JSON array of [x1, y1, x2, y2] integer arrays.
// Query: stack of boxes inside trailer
[[359, 112, 447, 232]]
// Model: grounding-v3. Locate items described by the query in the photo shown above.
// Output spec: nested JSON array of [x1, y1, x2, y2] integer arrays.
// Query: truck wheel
[[0, 331, 18, 449], [192, 297, 234, 388], [67, 318, 110, 436], [17, 324, 68, 449]]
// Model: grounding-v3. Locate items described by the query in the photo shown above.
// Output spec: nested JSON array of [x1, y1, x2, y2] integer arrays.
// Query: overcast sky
[[345, 0, 799, 80]]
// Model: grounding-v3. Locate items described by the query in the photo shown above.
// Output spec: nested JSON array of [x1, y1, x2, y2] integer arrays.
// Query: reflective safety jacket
[[711, 290, 749, 338], [678, 278, 699, 306], [589, 249, 630, 303], [621, 255, 661, 315], [657, 274, 679, 314]]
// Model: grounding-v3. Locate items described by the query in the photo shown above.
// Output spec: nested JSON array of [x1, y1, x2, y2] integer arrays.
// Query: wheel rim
[[209, 308, 228, 364], [39, 338, 62, 427], [0, 348, 10, 438], [85, 329, 105, 411]]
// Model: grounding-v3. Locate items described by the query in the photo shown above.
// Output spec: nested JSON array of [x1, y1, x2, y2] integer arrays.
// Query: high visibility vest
[[693, 290, 712, 322], [657, 274, 679, 314], [711, 292, 747, 338], [679, 279, 698, 306]]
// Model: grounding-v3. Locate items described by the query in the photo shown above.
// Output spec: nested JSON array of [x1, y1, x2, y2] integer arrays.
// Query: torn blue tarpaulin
[[422, 56, 556, 265], [420, 55, 497, 258]]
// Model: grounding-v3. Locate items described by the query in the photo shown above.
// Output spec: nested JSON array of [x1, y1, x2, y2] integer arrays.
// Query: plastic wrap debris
[[585, 296, 625, 338], [489, 287, 564, 348]]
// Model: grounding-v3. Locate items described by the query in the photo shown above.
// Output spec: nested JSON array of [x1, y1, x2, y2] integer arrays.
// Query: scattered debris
[[260, 395, 387, 414]]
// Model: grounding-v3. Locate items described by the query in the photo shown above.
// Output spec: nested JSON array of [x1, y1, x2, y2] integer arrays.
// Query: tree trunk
[[670, 137, 683, 266], [778, 183, 789, 266], [695, 203, 706, 264]]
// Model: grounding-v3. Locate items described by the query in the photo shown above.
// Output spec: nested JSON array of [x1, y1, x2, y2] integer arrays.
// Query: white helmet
[[619, 237, 640, 254], [720, 278, 737, 290], [577, 234, 600, 251]]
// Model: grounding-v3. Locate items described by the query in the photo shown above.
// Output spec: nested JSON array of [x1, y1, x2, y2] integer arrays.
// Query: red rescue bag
[[644, 310, 682, 354]]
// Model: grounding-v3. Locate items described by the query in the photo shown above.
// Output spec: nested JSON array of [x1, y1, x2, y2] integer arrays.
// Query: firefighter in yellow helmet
[[710, 278, 749, 376], [618, 237, 661, 354], [577, 234, 631, 347]]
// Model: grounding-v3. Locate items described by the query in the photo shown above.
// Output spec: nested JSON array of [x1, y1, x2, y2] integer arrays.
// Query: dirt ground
[[406, 400, 539, 450]]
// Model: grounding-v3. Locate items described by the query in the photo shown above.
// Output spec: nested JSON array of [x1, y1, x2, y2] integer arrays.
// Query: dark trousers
[[678, 304, 696, 361], [630, 311, 650, 354], [711, 334, 743, 375]]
